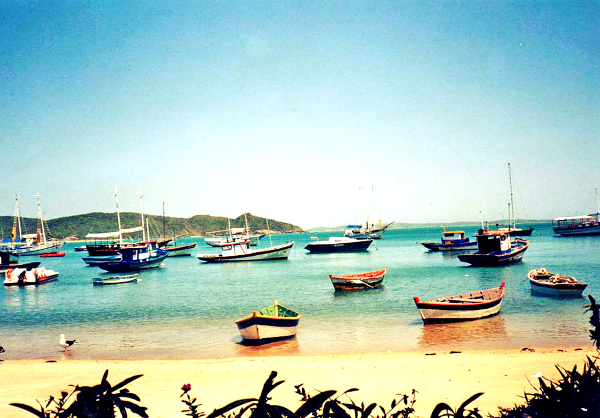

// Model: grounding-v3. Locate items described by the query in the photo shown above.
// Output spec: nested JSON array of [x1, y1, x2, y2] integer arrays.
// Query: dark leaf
[[295, 390, 337, 417], [9, 403, 47, 418], [207, 398, 257, 418]]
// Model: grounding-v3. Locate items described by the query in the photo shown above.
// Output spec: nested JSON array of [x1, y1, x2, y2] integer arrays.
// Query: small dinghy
[[329, 267, 387, 290], [93, 274, 140, 286], [527, 268, 587, 297]]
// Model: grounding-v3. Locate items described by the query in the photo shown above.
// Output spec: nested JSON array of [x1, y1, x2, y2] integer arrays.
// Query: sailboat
[[344, 185, 394, 239], [197, 214, 294, 263], [11, 194, 63, 256], [497, 163, 534, 237], [83, 188, 143, 259], [95, 191, 169, 271]]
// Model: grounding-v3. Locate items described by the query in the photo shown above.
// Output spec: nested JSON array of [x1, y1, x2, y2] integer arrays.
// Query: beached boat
[[93, 274, 140, 286], [97, 242, 168, 272], [4, 266, 59, 286], [457, 229, 529, 266], [421, 230, 477, 252], [0, 251, 40, 273], [197, 240, 294, 263], [305, 236, 373, 253], [527, 268, 587, 297], [235, 300, 302, 345], [329, 267, 387, 290], [40, 251, 66, 258], [413, 281, 506, 324]]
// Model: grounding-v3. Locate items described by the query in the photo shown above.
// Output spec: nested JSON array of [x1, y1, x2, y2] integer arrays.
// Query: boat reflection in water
[[418, 315, 508, 348], [234, 335, 300, 357]]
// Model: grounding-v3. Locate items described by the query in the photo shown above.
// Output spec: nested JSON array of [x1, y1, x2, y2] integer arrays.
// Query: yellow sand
[[0, 347, 596, 418]]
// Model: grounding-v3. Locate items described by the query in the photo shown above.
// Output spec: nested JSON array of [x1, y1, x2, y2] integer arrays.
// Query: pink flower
[[181, 383, 192, 393]]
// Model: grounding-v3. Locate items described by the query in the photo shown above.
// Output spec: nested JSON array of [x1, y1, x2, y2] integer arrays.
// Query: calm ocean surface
[[1, 224, 598, 361]]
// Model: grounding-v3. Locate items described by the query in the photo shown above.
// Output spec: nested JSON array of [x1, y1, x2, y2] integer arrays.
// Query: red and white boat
[[329, 267, 387, 291], [4, 266, 59, 286], [413, 281, 505, 324]]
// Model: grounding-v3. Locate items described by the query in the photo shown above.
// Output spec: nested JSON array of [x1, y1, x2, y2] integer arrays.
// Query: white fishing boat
[[197, 240, 294, 263]]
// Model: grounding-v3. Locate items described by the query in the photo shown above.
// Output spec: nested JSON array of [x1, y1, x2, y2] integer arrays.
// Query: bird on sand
[[59, 334, 76, 351]]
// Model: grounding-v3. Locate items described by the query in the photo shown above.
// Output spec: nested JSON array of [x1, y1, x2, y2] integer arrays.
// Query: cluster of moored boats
[[2, 182, 597, 345]]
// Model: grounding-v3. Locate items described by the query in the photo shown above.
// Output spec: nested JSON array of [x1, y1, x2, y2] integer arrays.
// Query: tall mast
[[508, 163, 515, 228], [357, 187, 363, 227], [162, 202, 166, 239], [35, 193, 47, 244], [138, 190, 146, 242], [115, 187, 123, 244], [370, 184, 375, 229], [12, 193, 22, 242]]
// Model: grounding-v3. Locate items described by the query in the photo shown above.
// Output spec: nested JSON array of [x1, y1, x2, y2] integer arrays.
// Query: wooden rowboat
[[413, 281, 505, 324], [40, 251, 66, 258], [329, 267, 387, 291], [527, 268, 587, 297], [235, 300, 301, 345], [93, 274, 139, 286]]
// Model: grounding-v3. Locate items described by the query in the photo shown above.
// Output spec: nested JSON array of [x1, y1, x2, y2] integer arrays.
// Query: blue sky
[[1, 1, 598, 228]]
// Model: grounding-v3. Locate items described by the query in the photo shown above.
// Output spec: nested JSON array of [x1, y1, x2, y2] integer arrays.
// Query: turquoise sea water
[[1, 224, 598, 361]]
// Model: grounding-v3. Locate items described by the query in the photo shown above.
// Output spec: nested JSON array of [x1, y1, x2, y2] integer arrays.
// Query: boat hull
[[421, 242, 477, 252], [164, 243, 196, 257], [97, 253, 168, 272], [305, 238, 372, 253], [457, 240, 529, 266], [0, 261, 41, 274], [236, 316, 300, 345], [12, 241, 62, 256], [197, 242, 294, 263], [329, 268, 387, 291], [82, 255, 121, 266], [414, 282, 505, 324], [553, 224, 600, 236]]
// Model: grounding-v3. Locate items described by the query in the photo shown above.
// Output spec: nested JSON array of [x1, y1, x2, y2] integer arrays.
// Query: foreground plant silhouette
[[10, 369, 148, 418]]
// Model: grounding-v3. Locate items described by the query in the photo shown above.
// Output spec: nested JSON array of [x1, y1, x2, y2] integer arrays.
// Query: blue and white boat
[[97, 242, 168, 272], [457, 229, 529, 266], [421, 230, 477, 252]]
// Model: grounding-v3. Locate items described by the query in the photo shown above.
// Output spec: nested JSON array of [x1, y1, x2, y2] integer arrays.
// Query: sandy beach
[[1, 347, 596, 418]]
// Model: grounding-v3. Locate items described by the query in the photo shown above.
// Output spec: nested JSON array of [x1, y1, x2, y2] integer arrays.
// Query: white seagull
[[59, 334, 76, 351]]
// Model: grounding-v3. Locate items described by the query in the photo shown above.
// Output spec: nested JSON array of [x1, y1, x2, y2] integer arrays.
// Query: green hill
[[0, 212, 303, 241]]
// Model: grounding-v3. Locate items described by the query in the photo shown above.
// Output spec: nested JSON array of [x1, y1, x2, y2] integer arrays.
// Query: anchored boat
[[413, 281, 506, 324], [235, 300, 301, 345], [329, 267, 387, 290]]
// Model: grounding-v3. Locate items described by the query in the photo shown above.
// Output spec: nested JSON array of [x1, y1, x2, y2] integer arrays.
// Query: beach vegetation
[[10, 369, 148, 418]]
